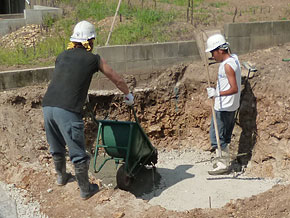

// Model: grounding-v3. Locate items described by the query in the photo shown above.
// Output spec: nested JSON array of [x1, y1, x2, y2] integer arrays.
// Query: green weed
[[42, 14, 57, 29], [209, 2, 227, 8], [0, 36, 68, 66], [69, 2, 177, 45], [159, 0, 204, 7]]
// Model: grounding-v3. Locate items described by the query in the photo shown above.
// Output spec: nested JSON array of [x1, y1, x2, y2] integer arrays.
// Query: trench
[[82, 67, 282, 210], [0, 61, 289, 215]]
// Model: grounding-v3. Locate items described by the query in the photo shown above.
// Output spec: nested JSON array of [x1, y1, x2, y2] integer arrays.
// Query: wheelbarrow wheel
[[151, 149, 158, 165], [116, 164, 133, 191], [145, 149, 158, 165]]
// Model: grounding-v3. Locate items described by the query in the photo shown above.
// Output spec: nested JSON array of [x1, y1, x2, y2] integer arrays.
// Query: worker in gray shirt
[[42, 20, 134, 199]]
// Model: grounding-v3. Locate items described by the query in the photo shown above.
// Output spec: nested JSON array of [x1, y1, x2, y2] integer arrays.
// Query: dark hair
[[74, 42, 85, 49]]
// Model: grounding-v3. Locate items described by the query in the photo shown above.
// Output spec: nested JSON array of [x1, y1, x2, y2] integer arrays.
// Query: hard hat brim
[[205, 47, 217, 52], [70, 37, 85, 43], [70, 36, 95, 43]]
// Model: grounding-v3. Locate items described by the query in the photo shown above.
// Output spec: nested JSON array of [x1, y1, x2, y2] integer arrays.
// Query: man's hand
[[124, 93, 134, 106], [207, 87, 219, 98]]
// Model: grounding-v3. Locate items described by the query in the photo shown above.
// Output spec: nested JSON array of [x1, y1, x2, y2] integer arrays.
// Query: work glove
[[207, 87, 219, 98], [124, 93, 134, 106]]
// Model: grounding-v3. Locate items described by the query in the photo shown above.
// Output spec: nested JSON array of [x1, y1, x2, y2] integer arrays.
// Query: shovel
[[194, 31, 222, 158]]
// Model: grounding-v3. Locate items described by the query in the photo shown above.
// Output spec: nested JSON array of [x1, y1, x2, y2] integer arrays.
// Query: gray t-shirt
[[42, 48, 100, 113]]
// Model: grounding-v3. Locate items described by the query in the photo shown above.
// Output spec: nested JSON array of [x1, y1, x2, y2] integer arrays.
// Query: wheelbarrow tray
[[93, 119, 157, 178]]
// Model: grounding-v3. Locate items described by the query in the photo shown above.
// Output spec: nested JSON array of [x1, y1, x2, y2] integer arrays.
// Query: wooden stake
[[105, 0, 122, 46], [191, 0, 194, 25]]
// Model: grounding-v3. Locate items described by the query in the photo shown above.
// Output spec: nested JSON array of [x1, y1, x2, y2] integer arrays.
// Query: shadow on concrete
[[127, 164, 195, 200]]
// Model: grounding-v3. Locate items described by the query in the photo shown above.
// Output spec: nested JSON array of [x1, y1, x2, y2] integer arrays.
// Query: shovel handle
[[199, 32, 222, 157], [130, 106, 139, 124]]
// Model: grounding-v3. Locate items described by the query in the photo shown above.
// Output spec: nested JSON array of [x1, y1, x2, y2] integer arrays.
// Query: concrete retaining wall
[[0, 67, 53, 90], [24, 5, 63, 25], [0, 18, 26, 36], [0, 41, 200, 91], [224, 20, 290, 54], [92, 41, 201, 90]]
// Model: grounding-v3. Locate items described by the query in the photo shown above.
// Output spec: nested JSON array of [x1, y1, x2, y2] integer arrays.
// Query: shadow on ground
[[126, 164, 195, 200]]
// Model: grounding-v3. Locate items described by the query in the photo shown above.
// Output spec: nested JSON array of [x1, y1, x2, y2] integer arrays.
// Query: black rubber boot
[[53, 154, 73, 186], [74, 160, 99, 200]]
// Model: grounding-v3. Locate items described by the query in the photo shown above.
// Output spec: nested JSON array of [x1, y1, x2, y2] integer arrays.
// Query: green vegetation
[[76, 1, 116, 21], [0, 37, 67, 66], [159, 0, 204, 7], [0, 0, 179, 67], [0, 0, 226, 68], [209, 2, 227, 8], [42, 14, 58, 29], [248, 6, 259, 14], [76, 1, 177, 45], [0, 18, 74, 66], [193, 12, 211, 26], [100, 8, 176, 44]]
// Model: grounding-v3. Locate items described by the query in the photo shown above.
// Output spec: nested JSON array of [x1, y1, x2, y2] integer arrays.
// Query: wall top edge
[[225, 20, 290, 26], [96, 40, 196, 49], [0, 66, 54, 74]]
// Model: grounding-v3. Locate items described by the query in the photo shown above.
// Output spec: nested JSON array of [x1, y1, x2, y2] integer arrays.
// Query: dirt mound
[[0, 24, 48, 49]]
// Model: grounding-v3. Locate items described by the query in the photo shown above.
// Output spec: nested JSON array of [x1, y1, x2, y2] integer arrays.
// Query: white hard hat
[[70, 20, 96, 42], [205, 34, 229, 52]]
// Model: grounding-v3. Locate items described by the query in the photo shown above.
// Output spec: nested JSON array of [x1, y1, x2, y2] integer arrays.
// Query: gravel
[[0, 182, 47, 218]]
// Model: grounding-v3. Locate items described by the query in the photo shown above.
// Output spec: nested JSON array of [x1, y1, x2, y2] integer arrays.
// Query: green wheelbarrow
[[93, 106, 158, 190]]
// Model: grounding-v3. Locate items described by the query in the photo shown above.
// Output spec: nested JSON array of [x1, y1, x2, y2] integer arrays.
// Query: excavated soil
[[0, 42, 290, 217]]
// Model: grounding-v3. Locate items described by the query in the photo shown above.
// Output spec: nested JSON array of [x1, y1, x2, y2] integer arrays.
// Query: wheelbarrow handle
[[130, 106, 140, 124]]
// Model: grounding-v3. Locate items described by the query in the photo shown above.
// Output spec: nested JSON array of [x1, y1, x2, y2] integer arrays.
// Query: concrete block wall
[[24, 5, 63, 25], [224, 20, 290, 54], [91, 41, 201, 90], [0, 67, 53, 90], [0, 18, 26, 36], [0, 41, 200, 91]]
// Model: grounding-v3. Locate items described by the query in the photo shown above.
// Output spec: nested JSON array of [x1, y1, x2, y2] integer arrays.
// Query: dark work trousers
[[210, 110, 236, 149], [42, 106, 89, 163]]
